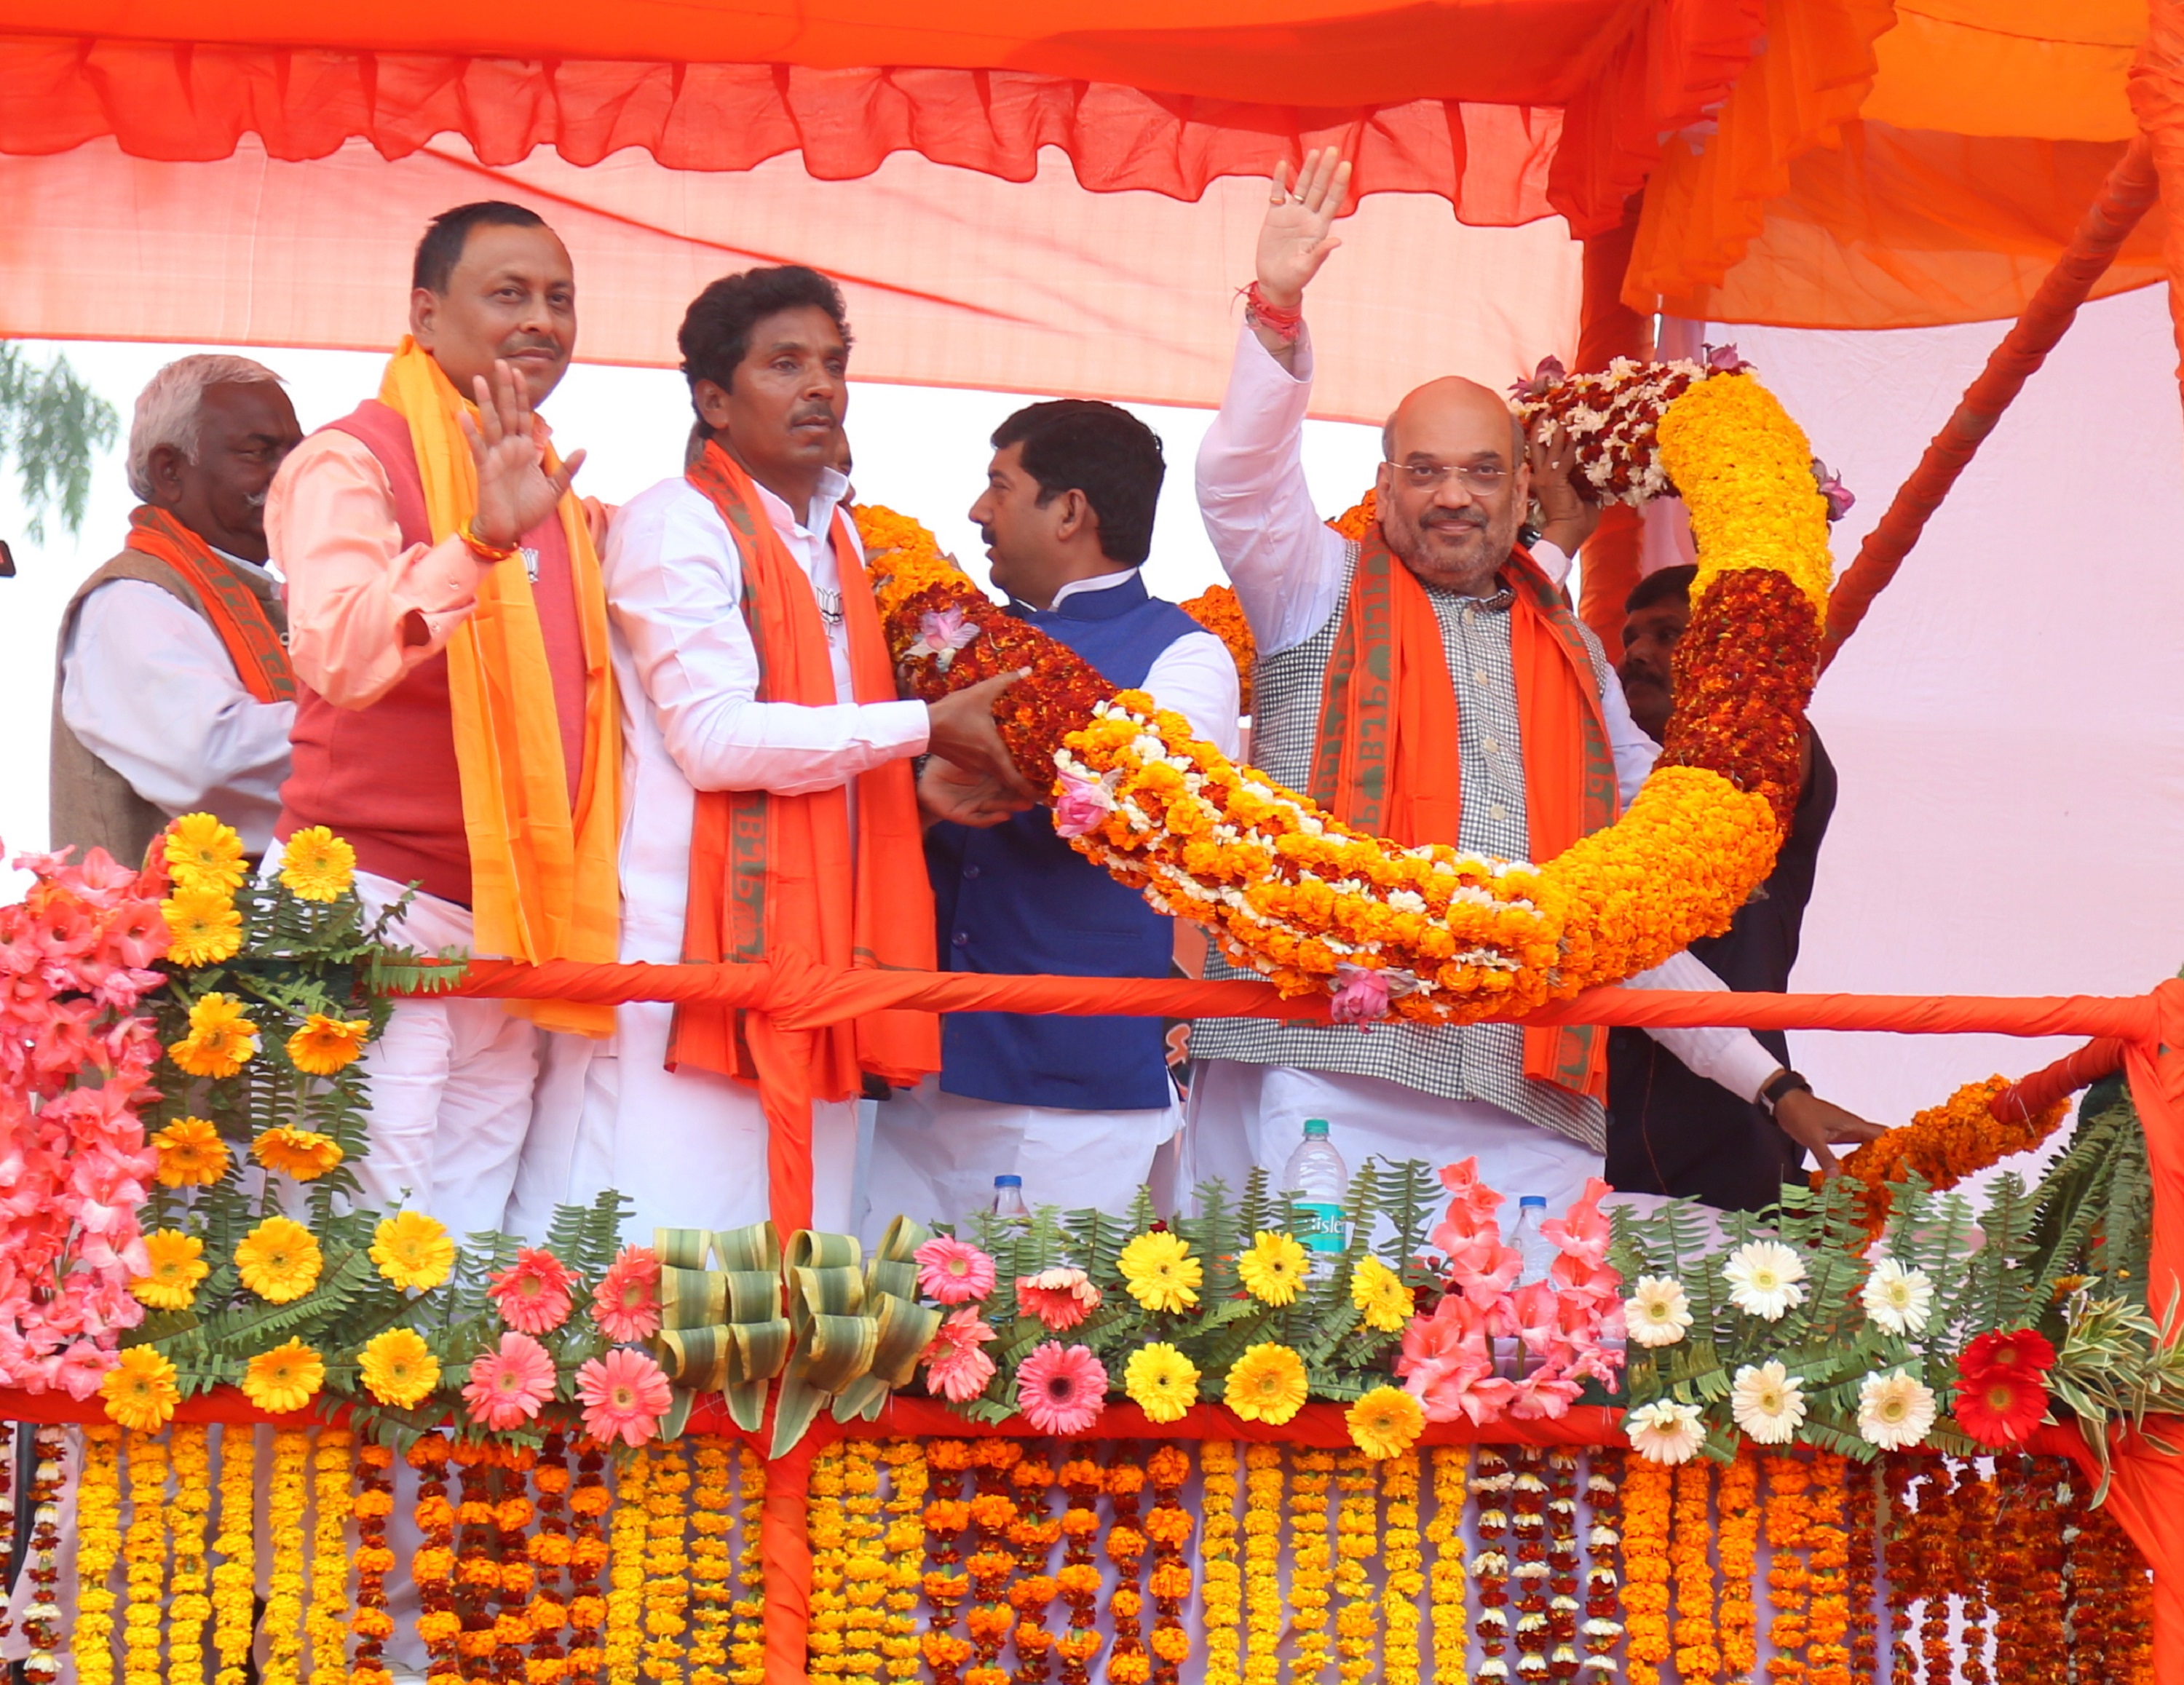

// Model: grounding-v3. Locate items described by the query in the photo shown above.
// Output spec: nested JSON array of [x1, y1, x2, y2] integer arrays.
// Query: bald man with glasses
[[1182, 149, 1877, 1213]]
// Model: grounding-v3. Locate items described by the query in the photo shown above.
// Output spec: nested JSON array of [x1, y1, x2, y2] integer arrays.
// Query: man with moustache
[[52, 355, 303, 865], [507, 264, 1028, 1241], [1184, 151, 1878, 1211], [266, 199, 622, 1240], [1606, 564, 1856, 1209], [864, 400, 1241, 1232]]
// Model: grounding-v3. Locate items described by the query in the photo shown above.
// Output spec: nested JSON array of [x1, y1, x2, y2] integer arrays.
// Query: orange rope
[[1989, 1036, 2129, 1125], [1819, 135, 2160, 670]]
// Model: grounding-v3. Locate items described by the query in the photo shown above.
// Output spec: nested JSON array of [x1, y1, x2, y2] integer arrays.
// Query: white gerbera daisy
[[1624, 1274, 1695, 1348], [1859, 1258, 1934, 1336], [1729, 1360, 1807, 1445], [1722, 1240, 1808, 1322], [1856, 1368, 1939, 1451], [1625, 1398, 1707, 1465]]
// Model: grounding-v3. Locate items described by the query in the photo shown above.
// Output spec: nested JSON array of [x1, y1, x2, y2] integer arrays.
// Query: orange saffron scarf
[[1310, 526, 1618, 1098], [672, 441, 939, 1100], [376, 338, 622, 1037], [122, 507, 295, 704]]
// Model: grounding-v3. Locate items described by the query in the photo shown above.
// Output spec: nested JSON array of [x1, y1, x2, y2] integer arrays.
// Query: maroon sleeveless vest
[[274, 400, 586, 907]]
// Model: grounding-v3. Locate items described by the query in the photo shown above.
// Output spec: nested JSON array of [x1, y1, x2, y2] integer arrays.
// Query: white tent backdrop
[[1727, 283, 2184, 1129]]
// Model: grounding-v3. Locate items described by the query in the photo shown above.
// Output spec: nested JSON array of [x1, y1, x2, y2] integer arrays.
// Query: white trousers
[[1181, 1060, 1602, 1218], [507, 999, 860, 1245], [301, 861, 542, 1241], [862, 1074, 1180, 1242]]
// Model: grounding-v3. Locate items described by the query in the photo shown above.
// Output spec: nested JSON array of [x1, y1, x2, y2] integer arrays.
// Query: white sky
[[0, 338, 1388, 887]]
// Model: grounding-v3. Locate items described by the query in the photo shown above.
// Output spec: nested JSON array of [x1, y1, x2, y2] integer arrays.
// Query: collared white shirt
[[60, 550, 295, 854], [1193, 324, 1778, 1105], [1043, 570, 1243, 759]]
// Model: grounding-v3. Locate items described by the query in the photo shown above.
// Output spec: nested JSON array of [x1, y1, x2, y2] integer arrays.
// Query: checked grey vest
[[1191, 543, 1621, 1153]]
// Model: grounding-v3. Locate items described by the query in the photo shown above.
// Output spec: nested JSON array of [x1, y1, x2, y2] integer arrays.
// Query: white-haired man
[[51, 354, 304, 865]]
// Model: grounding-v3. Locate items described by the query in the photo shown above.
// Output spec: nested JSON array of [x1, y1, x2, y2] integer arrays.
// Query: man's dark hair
[[678, 266, 852, 412], [991, 400, 1165, 566], [413, 202, 550, 294], [1625, 563, 1698, 616]]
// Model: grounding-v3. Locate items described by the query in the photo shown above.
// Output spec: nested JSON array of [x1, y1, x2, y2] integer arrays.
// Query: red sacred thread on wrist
[[1241, 282, 1305, 344]]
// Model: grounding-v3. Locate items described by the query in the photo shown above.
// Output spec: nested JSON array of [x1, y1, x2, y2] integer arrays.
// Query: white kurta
[[507, 468, 930, 1243], [1180, 325, 1781, 1210], [860, 569, 1243, 1240], [60, 562, 296, 854]]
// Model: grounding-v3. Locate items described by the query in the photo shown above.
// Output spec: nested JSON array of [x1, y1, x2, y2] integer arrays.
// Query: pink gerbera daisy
[[461, 1331, 557, 1430], [1014, 1267, 1102, 1333], [590, 1245, 662, 1343], [575, 1347, 673, 1448], [923, 1307, 998, 1404], [486, 1248, 579, 1334], [1014, 1342, 1107, 1437], [914, 1237, 997, 1306]]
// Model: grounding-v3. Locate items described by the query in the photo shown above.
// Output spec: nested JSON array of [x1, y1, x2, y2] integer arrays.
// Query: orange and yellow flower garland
[[882, 1440, 929, 1684], [352, 1441, 398, 1685], [605, 1436, 649, 1685], [309, 1426, 354, 1683], [1835, 1077, 2073, 1232], [1619, 1456, 1672, 1685], [1004, 1451, 1056, 1685], [1717, 1448, 1761, 1678], [1104, 1453, 1149, 1685], [1583, 1451, 1623, 1670], [1472, 1447, 1511, 1669], [1144, 1448, 1194, 1685], [1332, 1450, 1378, 1685], [1764, 1451, 1812, 1681], [534, 1433, 577, 1685], [1286, 1450, 1335, 1685], [72, 1427, 122, 1685], [641, 1440, 692, 1685], [168, 1427, 213, 1685], [861, 354, 1822, 1028], [965, 1440, 1022, 1685], [264, 1429, 309, 1685], [20, 1427, 66, 1685], [688, 1438, 737, 1685], [1378, 1449, 1423, 1685], [728, 1444, 767, 1685], [846, 1440, 890, 1681], [1241, 1446, 1283, 1685], [920, 1440, 973, 1685], [119, 1430, 165, 1685], [809, 1446, 852, 1679], [1846, 1462, 1880, 1685], [1510, 1448, 1547, 1678], [1053, 1454, 1102, 1685], [1671, 1461, 1718, 1681], [1425, 1448, 1468, 1685], [1956, 1464, 1995, 1685], [1544, 1448, 1580, 1677]]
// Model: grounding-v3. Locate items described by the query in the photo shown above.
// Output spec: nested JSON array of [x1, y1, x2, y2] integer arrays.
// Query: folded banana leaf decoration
[[654, 1224, 793, 1435], [770, 1217, 943, 1457]]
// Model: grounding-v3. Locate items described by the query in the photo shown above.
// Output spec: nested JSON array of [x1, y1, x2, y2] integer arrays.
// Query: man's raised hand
[[1255, 148, 1353, 312], [461, 358, 585, 550]]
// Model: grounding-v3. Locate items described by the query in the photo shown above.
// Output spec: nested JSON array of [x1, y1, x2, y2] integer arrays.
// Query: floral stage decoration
[[856, 350, 1824, 1031]]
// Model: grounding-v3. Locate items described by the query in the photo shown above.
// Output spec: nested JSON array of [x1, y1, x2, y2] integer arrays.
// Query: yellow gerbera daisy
[[168, 994, 258, 1079], [1350, 1256, 1415, 1333], [371, 1210, 455, 1293], [234, 1216, 323, 1304], [277, 826, 356, 903], [1235, 1231, 1310, 1307], [251, 1127, 344, 1182], [164, 812, 246, 893], [1223, 1342, 1308, 1426], [1345, 1384, 1425, 1459], [100, 1346, 179, 1432], [1117, 1229, 1201, 1314], [286, 1013, 372, 1077], [151, 1117, 231, 1189], [130, 1229, 208, 1310], [1122, 1342, 1200, 1425], [185, 991, 252, 1036], [161, 885, 244, 967], [358, 1328, 441, 1410], [241, 1338, 325, 1416]]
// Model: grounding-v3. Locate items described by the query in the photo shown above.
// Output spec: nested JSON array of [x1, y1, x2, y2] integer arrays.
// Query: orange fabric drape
[[122, 507, 296, 703]]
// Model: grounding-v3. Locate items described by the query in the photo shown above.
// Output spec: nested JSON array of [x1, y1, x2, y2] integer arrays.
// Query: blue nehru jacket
[[926, 570, 1206, 1111]]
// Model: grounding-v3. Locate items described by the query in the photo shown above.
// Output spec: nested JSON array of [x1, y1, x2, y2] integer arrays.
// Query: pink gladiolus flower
[[575, 1347, 672, 1447], [1014, 1342, 1107, 1436], [923, 1308, 998, 1403], [1015, 1267, 1101, 1332], [1444, 1232, 1523, 1310], [102, 902, 166, 970], [1540, 1178, 1613, 1266], [462, 1331, 558, 1430], [1507, 1368, 1583, 1421], [1435, 1157, 1506, 1229], [590, 1245, 663, 1343], [487, 1248, 579, 1334], [1052, 771, 1115, 841], [914, 1237, 997, 1306], [52, 1339, 115, 1400]]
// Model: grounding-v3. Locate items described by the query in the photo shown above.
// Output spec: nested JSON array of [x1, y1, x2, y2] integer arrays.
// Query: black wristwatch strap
[[1762, 1069, 1813, 1111]]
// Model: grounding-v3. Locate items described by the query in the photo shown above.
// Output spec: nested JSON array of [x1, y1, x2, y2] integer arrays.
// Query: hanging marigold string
[[1670, 1460, 1717, 1680], [604, 1435, 648, 1685], [1764, 1451, 1812, 1682], [882, 1440, 929, 1685], [1104, 1451, 1149, 1685], [1582, 1451, 1623, 1673], [1954, 1462, 1993, 1685], [72, 1425, 122, 1685], [1425, 1447, 1468, 1685], [728, 1445, 767, 1685], [1919, 1462, 1958, 1685], [1200, 1441, 1243, 1685], [687, 1438, 735, 1685], [21, 1427, 67, 1685], [571, 1438, 614, 1685], [1882, 1456, 1917, 1685], [410, 1433, 462, 1685], [1241, 1446, 1282, 1685], [1619, 1456, 1671, 1685], [1804, 1452, 1851, 1685], [1511, 1448, 1548, 1681], [967, 1440, 1024, 1685], [264, 1429, 310, 1685], [1332, 1448, 1378, 1685], [1004, 1451, 1057, 1685], [168, 1426, 213, 1685], [1286, 1449, 1335, 1685], [1843, 1457, 1880, 1685], [808, 1447, 850, 1680], [120, 1429, 166, 1685], [1144, 1446, 1194, 1685], [533, 1432, 577, 1685], [1716, 1449, 1760, 1679], [845, 1438, 890, 1683], [1379, 1448, 1423, 1685], [310, 1427, 354, 1683], [493, 1445, 538, 1685], [921, 1441, 974, 1685], [641, 1440, 692, 1685], [1471, 1448, 1511, 1674], [1543, 1448, 1580, 1680], [352, 1441, 398, 1685]]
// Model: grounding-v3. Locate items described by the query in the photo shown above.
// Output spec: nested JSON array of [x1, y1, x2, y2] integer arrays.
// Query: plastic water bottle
[[989, 1175, 1030, 1231], [1281, 1119, 1350, 1278], [1511, 1194, 1556, 1284]]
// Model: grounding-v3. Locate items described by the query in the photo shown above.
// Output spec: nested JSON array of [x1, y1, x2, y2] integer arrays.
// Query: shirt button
[[1490, 803, 1509, 822], [1473, 669, 1490, 685], [1483, 734, 1500, 752], [964, 864, 982, 879], [951, 932, 969, 948]]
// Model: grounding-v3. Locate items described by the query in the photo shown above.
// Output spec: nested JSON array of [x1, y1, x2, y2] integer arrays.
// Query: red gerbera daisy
[[1954, 1367, 2049, 1448], [1958, 1328, 2057, 1381]]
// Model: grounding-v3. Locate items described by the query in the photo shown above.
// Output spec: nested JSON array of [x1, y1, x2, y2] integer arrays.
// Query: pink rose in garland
[[576, 1347, 673, 1446], [462, 1331, 558, 1430], [488, 1248, 579, 1334], [922, 1307, 998, 1403], [590, 1245, 662, 1342], [1015, 1341, 1107, 1435], [914, 1237, 997, 1306]]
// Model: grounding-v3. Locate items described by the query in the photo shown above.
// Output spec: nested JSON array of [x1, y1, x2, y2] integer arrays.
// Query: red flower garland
[[1658, 567, 1817, 831]]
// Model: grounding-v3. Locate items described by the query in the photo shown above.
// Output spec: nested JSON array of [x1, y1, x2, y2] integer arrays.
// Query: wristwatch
[[1760, 1069, 1813, 1112]]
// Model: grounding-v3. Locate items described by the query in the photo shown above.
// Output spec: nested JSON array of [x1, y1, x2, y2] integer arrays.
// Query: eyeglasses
[[1385, 460, 1511, 494]]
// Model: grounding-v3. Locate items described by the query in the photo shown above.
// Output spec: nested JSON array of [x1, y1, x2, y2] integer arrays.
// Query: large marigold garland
[[1833, 1077, 2073, 1232], [857, 358, 1823, 1025]]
